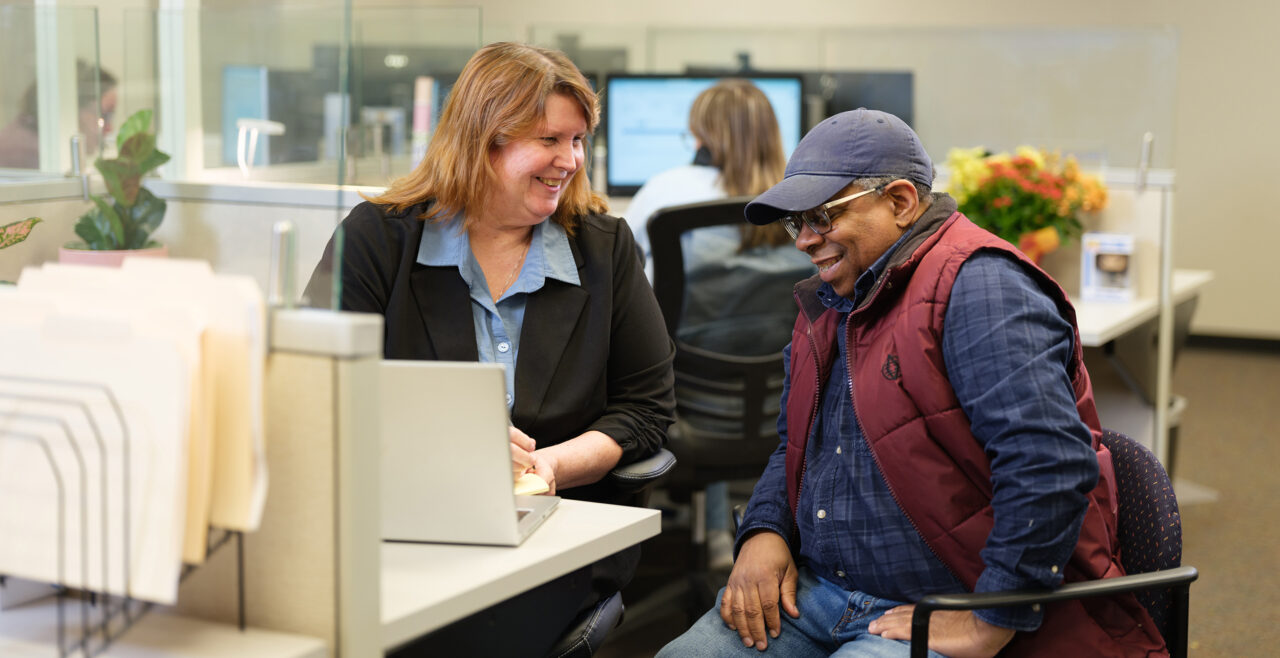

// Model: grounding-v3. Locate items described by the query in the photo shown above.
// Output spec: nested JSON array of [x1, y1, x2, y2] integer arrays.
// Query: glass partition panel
[[527, 24, 644, 86], [596, 25, 1175, 177], [647, 26, 825, 73], [821, 27, 1178, 171], [344, 7, 482, 188], [165, 5, 483, 189], [0, 4, 104, 182], [194, 6, 349, 184]]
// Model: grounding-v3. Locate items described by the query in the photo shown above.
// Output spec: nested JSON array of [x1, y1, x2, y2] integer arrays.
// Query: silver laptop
[[379, 360, 559, 546]]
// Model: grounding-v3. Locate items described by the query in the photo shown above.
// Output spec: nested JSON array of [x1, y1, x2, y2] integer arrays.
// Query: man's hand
[[867, 607, 1015, 658], [719, 531, 800, 651]]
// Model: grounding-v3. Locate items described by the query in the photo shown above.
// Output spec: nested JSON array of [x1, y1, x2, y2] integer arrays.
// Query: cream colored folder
[[16, 265, 216, 564], [0, 295, 189, 604]]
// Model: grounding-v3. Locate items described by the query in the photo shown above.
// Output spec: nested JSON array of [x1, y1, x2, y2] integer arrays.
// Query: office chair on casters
[[543, 448, 676, 658], [620, 198, 794, 628], [907, 429, 1199, 658]]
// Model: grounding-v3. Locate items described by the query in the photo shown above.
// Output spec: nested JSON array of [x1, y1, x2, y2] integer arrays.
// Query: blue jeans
[[657, 566, 946, 657]]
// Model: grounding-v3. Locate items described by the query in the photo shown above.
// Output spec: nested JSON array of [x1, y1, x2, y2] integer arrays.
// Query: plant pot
[[58, 244, 168, 267]]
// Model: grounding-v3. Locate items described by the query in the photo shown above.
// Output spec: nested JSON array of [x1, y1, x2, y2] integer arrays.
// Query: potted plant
[[945, 146, 1108, 264], [60, 109, 170, 266]]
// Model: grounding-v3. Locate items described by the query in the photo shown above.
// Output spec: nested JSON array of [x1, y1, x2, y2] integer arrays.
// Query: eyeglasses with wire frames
[[778, 186, 883, 239]]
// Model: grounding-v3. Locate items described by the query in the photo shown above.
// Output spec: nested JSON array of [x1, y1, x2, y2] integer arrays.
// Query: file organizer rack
[[0, 375, 247, 656], [0, 308, 382, 656]]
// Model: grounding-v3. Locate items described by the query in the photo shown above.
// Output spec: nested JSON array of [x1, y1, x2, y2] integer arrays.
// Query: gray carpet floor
[[1172, 343, 1279, 656], [601, 343, 1279, 656]]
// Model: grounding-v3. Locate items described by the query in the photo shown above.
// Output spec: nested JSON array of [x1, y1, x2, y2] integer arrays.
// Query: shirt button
[[836, 446, 842, 455], [1032, 604, 1042, 612], [1050, 565, 1059, 574], [835, 570, 845, 578], [497, 341, 511, 353], [505, 393, 513, 405], [816, 509, 827, 519]]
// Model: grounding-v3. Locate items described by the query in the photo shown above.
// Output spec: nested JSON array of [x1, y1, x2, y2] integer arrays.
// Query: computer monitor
[[604, 74, 804, 196]]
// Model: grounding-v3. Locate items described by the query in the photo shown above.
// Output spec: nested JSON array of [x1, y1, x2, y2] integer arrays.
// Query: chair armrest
[[908, 566, 1198, 658], [607, 448, 676, 494]]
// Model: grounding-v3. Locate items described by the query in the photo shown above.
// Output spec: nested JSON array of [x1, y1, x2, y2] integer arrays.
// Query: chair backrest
[[1099, 429, 1182, 641], [648, 198, 804, 480]]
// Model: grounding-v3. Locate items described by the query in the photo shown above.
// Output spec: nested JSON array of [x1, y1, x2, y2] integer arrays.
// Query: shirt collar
[[416, 214, 580, 288], [816, 229, 914, 313]]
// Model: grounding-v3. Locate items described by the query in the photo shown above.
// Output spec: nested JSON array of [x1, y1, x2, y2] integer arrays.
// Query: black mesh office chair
[[543, 449, 676, 658], [907, 430, 1198, 657], [619, 197, 803, 627]]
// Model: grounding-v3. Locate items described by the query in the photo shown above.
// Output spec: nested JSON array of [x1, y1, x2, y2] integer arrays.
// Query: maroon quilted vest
[[784, 211, 1167, 656]]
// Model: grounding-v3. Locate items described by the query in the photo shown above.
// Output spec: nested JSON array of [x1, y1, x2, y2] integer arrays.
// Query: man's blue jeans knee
[[656, 566, 946, 657]]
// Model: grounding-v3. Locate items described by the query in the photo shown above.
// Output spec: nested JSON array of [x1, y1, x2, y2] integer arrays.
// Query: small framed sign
[[1081, 232, 1135, 302]]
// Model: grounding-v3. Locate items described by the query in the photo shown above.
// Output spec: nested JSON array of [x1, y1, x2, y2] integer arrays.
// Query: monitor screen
[[604, 74, 803, 196]]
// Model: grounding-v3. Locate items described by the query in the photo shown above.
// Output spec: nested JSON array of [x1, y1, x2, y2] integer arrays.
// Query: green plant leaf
[[73, 209, 107, 249], [97, 158, 142, 207], [116, 109, 152, 151], [124, 188, 166, 249], [92, 195, 126, 249], [137, 149, 171, 176], [119, 131, 156, 164], [0, 217, 41, 250]]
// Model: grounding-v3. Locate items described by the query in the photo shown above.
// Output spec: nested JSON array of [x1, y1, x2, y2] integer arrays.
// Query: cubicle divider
[[173, 308, 384, 657]]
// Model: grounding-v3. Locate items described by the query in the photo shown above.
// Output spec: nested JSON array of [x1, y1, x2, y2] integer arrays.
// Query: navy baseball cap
[[745, 108, 934, 225]]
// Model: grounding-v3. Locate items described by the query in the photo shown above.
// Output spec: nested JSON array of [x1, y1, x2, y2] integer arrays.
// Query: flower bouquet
[[945, 146, 1107, 263]]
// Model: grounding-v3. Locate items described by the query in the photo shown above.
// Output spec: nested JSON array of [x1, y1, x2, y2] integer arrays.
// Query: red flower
[[992, 196, 1012, 209]]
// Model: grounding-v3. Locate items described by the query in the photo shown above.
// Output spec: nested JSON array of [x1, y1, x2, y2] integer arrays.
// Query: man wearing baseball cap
[[658, 110, 1165, 657]]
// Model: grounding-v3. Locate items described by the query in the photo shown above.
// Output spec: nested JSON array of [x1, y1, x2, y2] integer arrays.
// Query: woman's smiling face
[[485, 93, 586, 228]]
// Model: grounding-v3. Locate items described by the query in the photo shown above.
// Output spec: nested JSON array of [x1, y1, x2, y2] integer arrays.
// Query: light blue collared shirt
[[417, 215, 580, 410]]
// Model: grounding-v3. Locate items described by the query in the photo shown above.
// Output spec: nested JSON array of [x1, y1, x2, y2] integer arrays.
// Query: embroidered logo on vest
[[882, 353, 901, 380]]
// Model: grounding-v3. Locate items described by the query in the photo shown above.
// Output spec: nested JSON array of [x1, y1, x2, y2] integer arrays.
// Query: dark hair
[[18, 59, 117, 126]]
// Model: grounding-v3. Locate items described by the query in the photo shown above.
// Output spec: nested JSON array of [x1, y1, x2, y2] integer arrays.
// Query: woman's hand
[[528, 450, 559, 496], [509, 426, 536, 484]]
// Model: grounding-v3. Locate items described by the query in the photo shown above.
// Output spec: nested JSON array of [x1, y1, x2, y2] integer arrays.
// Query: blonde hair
[[368, 42, 606, 231], [687, 79, 791, 249]]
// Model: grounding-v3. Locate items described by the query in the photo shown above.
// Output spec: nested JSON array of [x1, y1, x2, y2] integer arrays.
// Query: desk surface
[[380, 498, 661, 650], [0, 603, 326, 657], [1074, 269, 1213, 346]]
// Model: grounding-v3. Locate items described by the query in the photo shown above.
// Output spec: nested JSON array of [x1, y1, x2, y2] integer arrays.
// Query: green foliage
[[69, 109, 170, 250], [1, 217, 41, 250]]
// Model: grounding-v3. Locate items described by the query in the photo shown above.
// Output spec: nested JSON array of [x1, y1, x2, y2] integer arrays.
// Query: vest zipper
[[844, 315, 966, 587], [794, 321, 822, 531]]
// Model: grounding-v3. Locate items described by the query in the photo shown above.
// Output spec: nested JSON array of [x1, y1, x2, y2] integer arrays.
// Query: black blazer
[[304, 201, 676, 501]]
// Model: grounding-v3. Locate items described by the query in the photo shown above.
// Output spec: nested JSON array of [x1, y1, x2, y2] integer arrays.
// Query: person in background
[[625, 78, 805, 284], [658, 109, 1166, 657], [625, 79, 815, 570], [303, 41, 675, 656], [0, 59, 117, 170]]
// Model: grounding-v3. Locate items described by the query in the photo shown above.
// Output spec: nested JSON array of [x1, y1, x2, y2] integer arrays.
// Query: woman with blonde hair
[[625, 78, 799, 277], [304, 41, 675, 655]]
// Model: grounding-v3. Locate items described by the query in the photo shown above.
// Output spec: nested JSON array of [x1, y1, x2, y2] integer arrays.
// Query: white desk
[[380, 498, 661, 651], [0, 603, 326, 657], [1073, 268, 1214, 463], [1074, 269, 1214, 346]]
